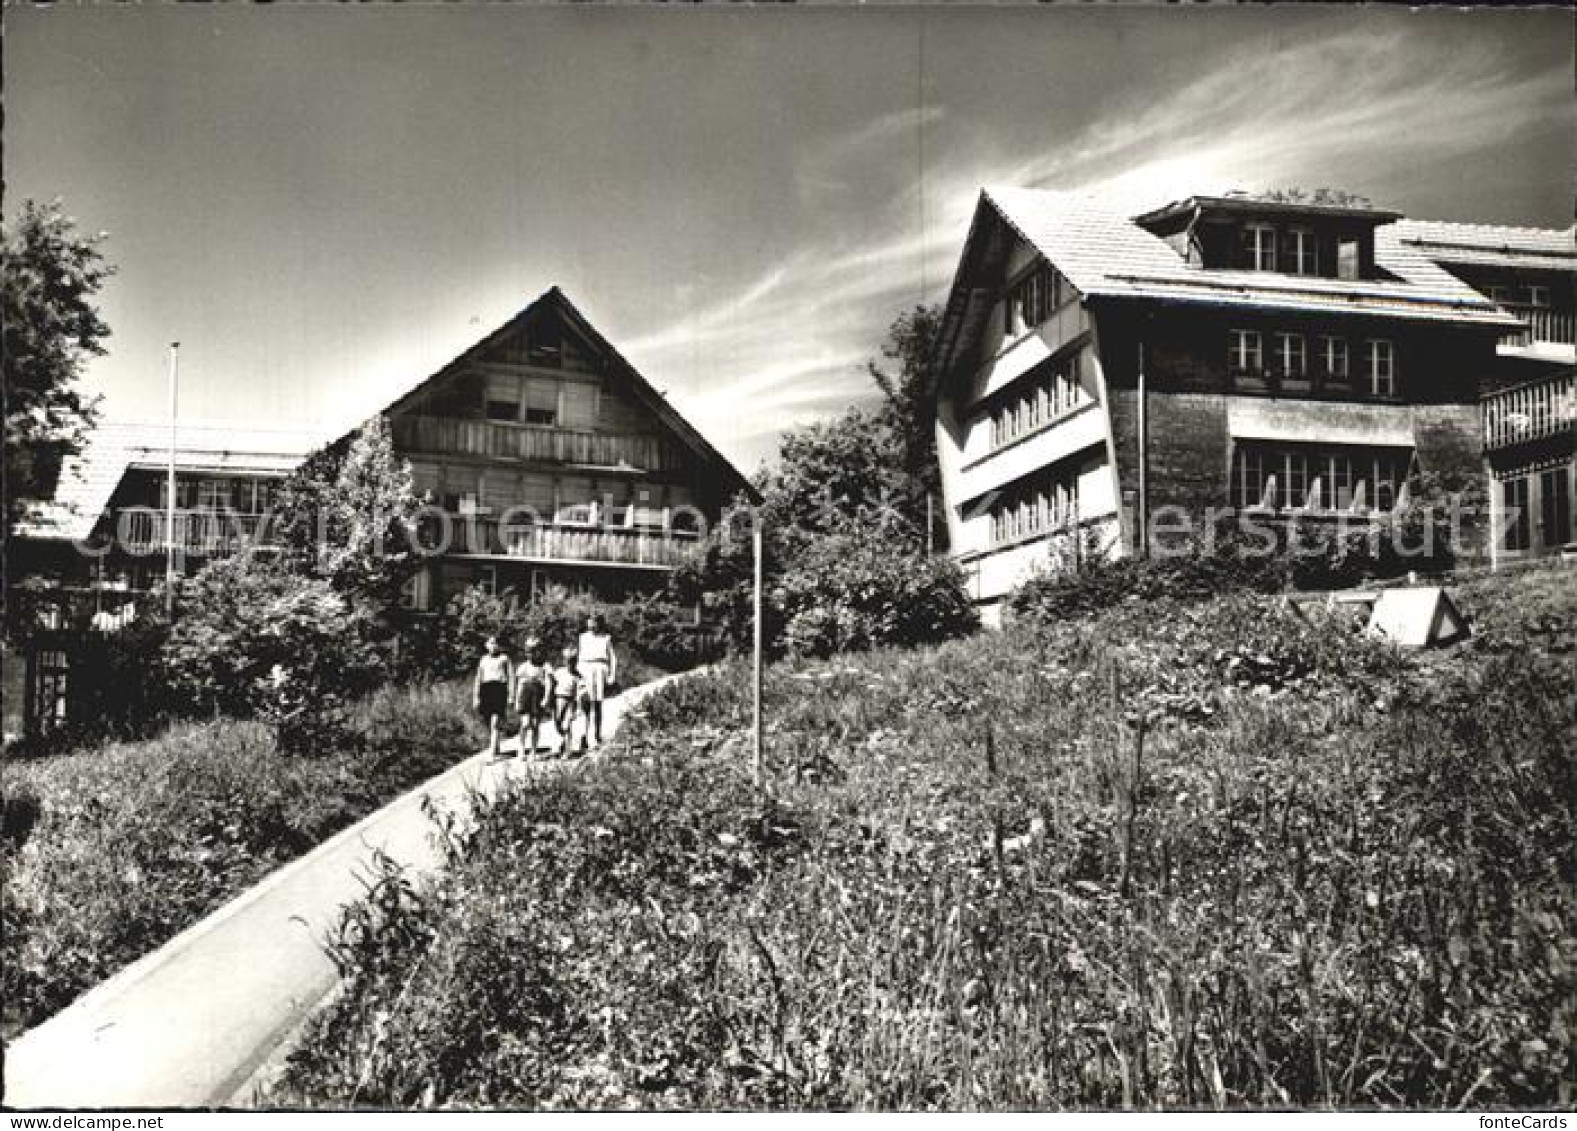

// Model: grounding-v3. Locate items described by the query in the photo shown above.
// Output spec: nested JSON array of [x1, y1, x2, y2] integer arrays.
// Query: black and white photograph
[[2, 2, 1573, 1118]]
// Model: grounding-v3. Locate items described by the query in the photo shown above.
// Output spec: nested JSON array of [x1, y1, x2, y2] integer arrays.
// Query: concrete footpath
[[2, 675, 683, 1110]]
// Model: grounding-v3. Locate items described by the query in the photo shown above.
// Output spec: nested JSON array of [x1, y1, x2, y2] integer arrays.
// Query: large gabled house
[[930, 188, 1523, 623], [1391, 220, 1575, 563], [6, 287, 752, 737], [366, 286, 755, 610]]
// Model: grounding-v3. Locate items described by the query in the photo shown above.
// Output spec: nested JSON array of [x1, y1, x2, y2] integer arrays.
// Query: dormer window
[[1230, 329, 1263, 373], [1241, 223, 1277, 271], [1336, 237, 1361, 281], [1284, 228, 1318, 275]]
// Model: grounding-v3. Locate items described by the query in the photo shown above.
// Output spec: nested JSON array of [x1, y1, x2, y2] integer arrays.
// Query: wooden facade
[[373, 287, 752, 609]]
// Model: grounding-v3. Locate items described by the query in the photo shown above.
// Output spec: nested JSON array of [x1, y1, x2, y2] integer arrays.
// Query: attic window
[[1337, 237, 1361, 281], [1241, 223, 1277, 271]]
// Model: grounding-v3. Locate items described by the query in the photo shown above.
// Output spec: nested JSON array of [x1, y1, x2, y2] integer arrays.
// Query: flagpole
[[752, 511, 764, 788], [165, 342, 179, 617]]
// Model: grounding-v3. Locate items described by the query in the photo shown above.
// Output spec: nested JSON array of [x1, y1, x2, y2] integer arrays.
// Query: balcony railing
[[392, 414, 687, 472], [1498, 303, 1576, 348], [1482, 371, 1576, 451], [114, 509, 272, 555], [438, 515, 701, 568]]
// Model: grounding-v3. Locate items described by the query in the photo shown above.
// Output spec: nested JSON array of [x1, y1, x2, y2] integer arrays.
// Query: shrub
[[162, 556, 385, 719], [778, 527, 977, 657]]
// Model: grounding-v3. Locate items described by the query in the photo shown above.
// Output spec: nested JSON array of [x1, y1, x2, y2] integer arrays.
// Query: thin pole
[[752, 511, 764, 788], [926, 492, 934, 557], [165, 342, 180, 616], [1136, 339, 1148, 560]]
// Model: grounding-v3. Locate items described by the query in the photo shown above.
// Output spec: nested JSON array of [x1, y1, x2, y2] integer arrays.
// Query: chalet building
[[6, 287, 750, 737], [6, 423, 311, 737], [931, 189, 1523, 623], [1391, 220, 1575, 563]]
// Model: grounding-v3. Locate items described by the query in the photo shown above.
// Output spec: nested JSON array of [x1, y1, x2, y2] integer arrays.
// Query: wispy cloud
[[627, 25, 1571, 471]]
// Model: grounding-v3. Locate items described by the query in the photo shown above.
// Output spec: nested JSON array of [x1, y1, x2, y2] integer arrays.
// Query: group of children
[[472, 613, 619, 759]]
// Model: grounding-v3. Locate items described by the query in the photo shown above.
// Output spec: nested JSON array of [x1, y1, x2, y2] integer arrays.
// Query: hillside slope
[[272, 567, 1576, 1110]]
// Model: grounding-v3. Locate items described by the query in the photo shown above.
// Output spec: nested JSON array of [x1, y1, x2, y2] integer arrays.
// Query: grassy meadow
[[268, 566, 1576, 1109], [1, 681, 487, 1037]]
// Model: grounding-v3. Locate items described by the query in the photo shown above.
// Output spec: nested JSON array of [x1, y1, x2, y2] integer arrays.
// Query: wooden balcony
[[1498, 303, 1575, 349], [392, 414, 687, 472], [1482, 371, 1576, 452], [443, 515, 701, 569], [114, 509, 272, 555]]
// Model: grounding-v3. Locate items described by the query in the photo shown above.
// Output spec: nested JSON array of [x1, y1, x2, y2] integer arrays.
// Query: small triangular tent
[[1367, 587, 1468, 649]]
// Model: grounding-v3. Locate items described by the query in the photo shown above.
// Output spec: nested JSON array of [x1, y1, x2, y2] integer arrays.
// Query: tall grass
[[272, 570, 1574, 1109], [1, 681, 485, 1037]]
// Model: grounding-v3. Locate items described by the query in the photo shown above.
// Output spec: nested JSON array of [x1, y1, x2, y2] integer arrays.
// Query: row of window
[[1003, 264, 1068, 333], [1240, 222, 1361, 279], [1228, 330, 1396, 397], [156, 476, 279, 514], [988, 354, 1087, 449], [1230, 445, 1415, 514], [1487, 284, 1554, 310], [988, 467, 1080, 547], [483, 373, 604, 428]]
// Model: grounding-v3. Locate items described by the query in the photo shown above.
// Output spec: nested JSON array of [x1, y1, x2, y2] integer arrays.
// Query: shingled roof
[[1388, 218, 1577, 272], [984, 187, 1520, 325]]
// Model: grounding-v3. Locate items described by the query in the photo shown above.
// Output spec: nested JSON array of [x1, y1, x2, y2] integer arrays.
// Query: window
[[1318, 336, 1349, 382], [1284, 228, 1318, 275], [1503, 476, 1531, 553], [1232, 444, 1414, 513], [524, 377, 559, 425], [1336, 237, 1360, 281], [1229, 329, 1263, 374], [1364, 339, 1396, 397], [989, 464, 1079, 546], [1540, 466, 1571, 549], [1273, 333, 1307, 379], [988, 354, 1084, 449], [485, 374, 521, 422], [196, 479, 231, 511], [1524, 285, 1551, 309], [1487, 284, 1510, 305], [1005, 264, 1058, 335], [1241, 223, 1277, 271]]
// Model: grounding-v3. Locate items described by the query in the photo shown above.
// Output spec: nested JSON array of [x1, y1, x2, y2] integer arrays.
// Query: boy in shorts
[[548, 646, 583, 757], [514, 636, 552, 757]]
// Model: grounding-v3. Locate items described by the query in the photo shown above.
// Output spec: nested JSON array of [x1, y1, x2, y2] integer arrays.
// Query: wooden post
[[1136, 339, 1148, 560], [165, 342, 180, 617], [752, 511, 765, 787]]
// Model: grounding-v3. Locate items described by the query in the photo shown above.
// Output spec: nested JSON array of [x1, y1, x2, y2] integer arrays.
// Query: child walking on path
[[514, 637, 552, 757], [548, 646, 584, 757], [473, 636, 514, 759]]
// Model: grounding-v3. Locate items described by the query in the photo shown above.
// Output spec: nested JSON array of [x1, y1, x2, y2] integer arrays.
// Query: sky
[[7, 5, 1573, 474]]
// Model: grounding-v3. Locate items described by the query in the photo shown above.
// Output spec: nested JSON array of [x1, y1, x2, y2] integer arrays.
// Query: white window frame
[[1319, 336, 1349, 380], [1274, 333, 1307, 378], [1524, 284, 1551, 309], [1230, 329, 1263, 373], [1242, 223, 1277, 271], [1286, 228, 1318, 275], [1364, 339, 1396, 397]]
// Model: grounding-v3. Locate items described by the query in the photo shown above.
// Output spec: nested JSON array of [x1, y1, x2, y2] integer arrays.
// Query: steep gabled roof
[[347, 286, 759, 503], [1389, 218, 1577, 272], [938, 187, 1522, 383], [15, 421, 315, 543]]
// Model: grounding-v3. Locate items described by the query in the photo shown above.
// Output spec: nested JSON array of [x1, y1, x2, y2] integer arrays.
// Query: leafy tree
[[3, 200, 112, 536], [867, 303, 944, 544], [271, 415, 422, 616]]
